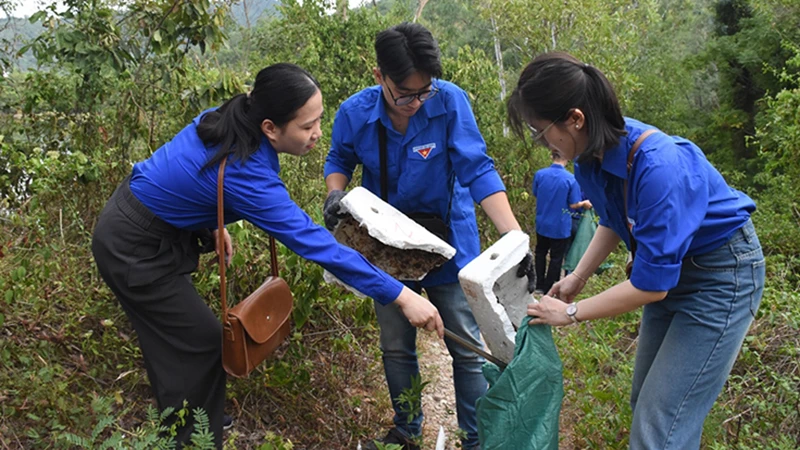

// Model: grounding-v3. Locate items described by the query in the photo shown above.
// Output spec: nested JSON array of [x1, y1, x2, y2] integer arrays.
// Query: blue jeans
[[629, 219, 765, 449], [374, 282, 486, 449]]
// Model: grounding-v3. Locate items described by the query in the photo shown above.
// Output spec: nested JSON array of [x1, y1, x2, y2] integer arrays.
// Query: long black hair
[[507, 52, 626, 163], [197, 63, 320, 168]]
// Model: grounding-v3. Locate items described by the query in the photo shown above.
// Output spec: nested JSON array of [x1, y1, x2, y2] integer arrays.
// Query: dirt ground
[[417, 330, 460, 449]]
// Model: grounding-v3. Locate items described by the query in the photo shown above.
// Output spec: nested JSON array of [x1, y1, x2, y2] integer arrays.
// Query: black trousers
[[91, 178, 225, 449], [535, 233, 569, 293]]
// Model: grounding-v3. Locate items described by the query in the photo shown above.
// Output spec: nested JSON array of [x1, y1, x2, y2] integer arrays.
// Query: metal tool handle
[[444, 328, 509, 370]]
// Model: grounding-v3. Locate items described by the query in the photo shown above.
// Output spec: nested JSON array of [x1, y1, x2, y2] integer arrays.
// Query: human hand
[[323, 190, 348, 231], [213, 228, 233, 265], [527, 295, 571, 327], [548, 272, 586, 303], [516, 252, 536, 293], [394, 287, 445, 338]]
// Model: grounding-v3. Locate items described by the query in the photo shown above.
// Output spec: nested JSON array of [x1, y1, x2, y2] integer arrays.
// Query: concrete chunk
[[458, 230, 532, 364], [324, 187, 456, 293]]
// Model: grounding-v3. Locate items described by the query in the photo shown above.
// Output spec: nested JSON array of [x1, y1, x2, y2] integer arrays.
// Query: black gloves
[[516, 252, 536, 293], [323, 190, 348, 231]]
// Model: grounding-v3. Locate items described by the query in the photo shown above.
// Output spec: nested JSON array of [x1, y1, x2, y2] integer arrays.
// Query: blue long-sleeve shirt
[[129, 111, 404, 305], [324, 81, 506, 287], [574, 118, 756, 291], [533, 164, 582, 239]]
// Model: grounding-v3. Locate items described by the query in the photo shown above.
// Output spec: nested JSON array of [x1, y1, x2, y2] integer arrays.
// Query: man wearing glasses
[[323, 22, 526, 450]]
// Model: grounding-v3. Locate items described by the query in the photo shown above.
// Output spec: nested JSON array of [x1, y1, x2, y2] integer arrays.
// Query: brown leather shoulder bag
[[217, 157, 293, 378]]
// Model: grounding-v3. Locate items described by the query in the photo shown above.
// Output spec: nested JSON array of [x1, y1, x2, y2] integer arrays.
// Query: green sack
[[563, 210, 613, 274], [476, 319, 564, 450]]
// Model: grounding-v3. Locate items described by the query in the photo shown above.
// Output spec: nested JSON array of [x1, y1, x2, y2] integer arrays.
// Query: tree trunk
[[414, 0, 429, 23], [490, 15, 508, 137]]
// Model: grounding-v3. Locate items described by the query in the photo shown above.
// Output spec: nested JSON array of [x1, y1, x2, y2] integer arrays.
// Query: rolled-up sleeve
[[629, 148, 707, 291], [324, 109, 360, 180], [229, 169, 403, 305], [445, 88, 506, 203]]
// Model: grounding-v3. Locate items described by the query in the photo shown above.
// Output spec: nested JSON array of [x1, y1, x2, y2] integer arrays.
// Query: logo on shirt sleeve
[[412, 143, 436, 159]]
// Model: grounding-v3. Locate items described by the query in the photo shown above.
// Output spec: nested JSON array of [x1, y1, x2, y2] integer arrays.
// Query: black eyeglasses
[[385, 82, 439, 106]]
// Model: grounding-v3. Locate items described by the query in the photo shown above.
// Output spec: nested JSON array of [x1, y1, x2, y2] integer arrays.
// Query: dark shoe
[[362, 427, 420, 450], [222, 414, 234, 431]]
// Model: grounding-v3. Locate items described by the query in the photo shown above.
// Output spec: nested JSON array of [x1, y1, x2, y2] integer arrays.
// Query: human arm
[[395, 286, 444, 338], [528, 281, 666, 326], [325, 172, 350, 193], [444, 86, 521, 234], [213, 228, 233, 265], [479, 191, 521, 235], [322, 109, 360, 229], [570, 199, 592, 210], [547, 224, 621, 302]]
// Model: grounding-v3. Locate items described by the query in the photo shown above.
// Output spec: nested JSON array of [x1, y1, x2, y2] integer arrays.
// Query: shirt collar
[[600, 134, 630, 179], [260, 136, 281, 174]]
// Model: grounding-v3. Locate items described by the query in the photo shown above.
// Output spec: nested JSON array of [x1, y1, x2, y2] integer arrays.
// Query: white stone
[[458, 230, 532, 364], [324, 187, 457, 294]]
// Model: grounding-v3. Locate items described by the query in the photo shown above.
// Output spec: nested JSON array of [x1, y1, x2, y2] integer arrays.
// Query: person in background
[[92, 63, 444, 449], [323, 22, 530, 450], [508, 52, 764, 450], [532, 152, 591, 294], [564, 186, 592, 276]]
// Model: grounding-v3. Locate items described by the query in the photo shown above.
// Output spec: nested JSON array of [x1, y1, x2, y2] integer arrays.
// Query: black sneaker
[[362, 427, 420, 450], [222, 414, 234, 431]]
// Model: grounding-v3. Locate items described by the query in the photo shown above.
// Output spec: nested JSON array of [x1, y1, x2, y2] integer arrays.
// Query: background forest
[[0, 0, 798, 448]]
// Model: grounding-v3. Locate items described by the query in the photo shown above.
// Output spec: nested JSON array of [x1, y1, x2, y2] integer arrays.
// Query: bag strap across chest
[[217, 156, 279, 321], [623, 129, 658, 261]]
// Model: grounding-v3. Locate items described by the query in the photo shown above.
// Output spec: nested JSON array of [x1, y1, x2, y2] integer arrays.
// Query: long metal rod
[[444, 328, 508, 370]]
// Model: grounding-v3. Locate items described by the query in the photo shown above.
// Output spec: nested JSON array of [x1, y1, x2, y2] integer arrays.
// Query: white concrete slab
[[458, 230, 532, 364]]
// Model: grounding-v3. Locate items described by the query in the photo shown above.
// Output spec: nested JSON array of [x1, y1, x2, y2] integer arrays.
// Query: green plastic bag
[[563, 210, 613, 273], [476, 319, 563, 450]]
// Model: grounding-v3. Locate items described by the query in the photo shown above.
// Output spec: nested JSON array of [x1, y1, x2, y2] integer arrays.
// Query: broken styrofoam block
[[458, 230, 532, 364], [324, 187, 456, 291]]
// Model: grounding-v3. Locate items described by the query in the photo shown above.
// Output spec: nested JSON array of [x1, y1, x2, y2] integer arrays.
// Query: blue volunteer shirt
[[129, 110, 404, 305], [574, 117, 756, 292], [324, 81, 506, 287], [533, 164, 581, 239]]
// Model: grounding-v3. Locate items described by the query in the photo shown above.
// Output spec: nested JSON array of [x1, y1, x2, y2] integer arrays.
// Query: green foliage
[[53, 397, 216, 449], [1, 0, 799, 448], [395, 373, 428, 424]]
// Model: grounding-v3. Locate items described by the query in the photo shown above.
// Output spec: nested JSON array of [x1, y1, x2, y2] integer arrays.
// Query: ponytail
[[577, 63, 626, 164], [198, 94, 261, 168], [197, 63, 321, 170]]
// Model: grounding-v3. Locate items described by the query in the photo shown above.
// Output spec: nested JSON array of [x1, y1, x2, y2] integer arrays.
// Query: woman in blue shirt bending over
[[507, 52, 765, 449], [92, 63, 444, 449]]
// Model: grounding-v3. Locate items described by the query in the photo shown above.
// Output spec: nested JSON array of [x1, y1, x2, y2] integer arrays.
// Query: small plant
[[257, 431, 294, 450], [396, 374, 429, 424], [53, 396, 216, 450], [371, 442, 403, 450]]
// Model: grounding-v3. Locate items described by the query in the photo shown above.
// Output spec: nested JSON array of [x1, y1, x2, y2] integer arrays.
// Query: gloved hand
[[516, 252, 536, 293], [323, 190, 348, 231]]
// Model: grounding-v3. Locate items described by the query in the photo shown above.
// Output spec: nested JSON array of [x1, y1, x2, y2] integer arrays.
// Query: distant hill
[[230, 0, 281, 27], [0, 16, 40, 71], [0, 0, 281, 72]]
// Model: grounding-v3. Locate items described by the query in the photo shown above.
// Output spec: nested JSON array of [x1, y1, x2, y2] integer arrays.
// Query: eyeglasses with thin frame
[[527, 121, 557, 147], [385, 81, 439, 106]]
